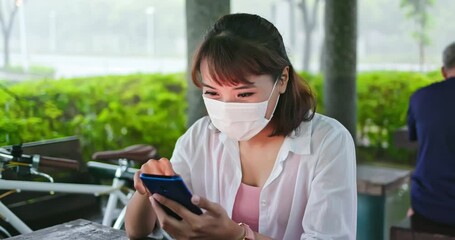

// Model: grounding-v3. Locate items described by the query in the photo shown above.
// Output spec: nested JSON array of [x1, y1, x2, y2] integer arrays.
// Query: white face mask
[[203, 80, 280, 141]]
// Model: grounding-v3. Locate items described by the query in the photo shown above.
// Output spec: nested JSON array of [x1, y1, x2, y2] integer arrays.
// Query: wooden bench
[[390, 128, 455, 239]]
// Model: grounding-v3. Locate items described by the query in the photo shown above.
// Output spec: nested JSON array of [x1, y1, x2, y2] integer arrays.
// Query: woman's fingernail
[[192, 195, 200, 205], [152, 193, 162, 201]]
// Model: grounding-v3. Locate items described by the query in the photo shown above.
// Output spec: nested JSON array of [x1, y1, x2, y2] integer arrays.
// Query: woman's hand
[[150, 194, 244, 240], [133, 158, 176, 195], [126, 158, 174, 239]]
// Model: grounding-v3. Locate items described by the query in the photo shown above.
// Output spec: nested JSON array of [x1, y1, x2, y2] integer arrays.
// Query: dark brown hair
[[191, 13, 316, 136]]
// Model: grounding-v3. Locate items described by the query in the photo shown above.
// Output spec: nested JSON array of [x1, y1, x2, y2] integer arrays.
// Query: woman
[[125, 13, 356, 240]]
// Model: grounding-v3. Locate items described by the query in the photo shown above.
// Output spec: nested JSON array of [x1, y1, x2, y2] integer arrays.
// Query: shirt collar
[[286, 117, 312, 155]]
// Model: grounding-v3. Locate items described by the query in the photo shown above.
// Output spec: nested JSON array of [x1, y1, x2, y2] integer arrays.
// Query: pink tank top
[[232, 183, 261, 232]]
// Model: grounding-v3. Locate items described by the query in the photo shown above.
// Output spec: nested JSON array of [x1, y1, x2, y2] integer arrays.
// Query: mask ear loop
[[265, 77, 281, 120], [266, 77, 280, 101]]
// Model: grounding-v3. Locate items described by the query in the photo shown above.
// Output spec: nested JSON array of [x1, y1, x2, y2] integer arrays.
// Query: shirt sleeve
[[301, 129, 357, 240], [169, 130, 194, 192], [407, 98, 417, 141]]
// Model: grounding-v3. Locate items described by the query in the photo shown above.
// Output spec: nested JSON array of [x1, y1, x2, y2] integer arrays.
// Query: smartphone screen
[[140, 173, 203, 220]]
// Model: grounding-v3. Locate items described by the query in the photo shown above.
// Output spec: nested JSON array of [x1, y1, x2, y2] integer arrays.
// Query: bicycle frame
[[0, 144, 168, 239], [0, 177, 132, 235]]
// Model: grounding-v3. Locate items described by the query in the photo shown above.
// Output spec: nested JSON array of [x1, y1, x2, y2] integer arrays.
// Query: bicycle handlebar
[[37, 155, 80, 170], [0, 148, 80, 171]]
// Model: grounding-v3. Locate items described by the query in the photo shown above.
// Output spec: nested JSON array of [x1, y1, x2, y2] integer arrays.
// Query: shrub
[[0, 74, 187, 160], [0, 71, 442, 164], [300, 71, 439, 163]]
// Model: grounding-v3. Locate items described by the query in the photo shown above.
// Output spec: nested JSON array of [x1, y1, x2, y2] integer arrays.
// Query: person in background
[[407, 41, 455, 236], [125, 13, 357, 240]]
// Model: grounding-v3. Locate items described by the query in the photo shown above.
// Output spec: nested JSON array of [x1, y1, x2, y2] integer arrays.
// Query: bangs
[[192, 35, 285, 87]]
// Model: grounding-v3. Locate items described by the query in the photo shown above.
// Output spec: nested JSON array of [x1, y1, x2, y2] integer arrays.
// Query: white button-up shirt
[[170, 113, 357, 240]]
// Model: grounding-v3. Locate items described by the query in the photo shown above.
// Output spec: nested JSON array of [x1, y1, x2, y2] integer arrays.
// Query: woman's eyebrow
[[202, 82, 256, 90], [201, 82, 215, 89]]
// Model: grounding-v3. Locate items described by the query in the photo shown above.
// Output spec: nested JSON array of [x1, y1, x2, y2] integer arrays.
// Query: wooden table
[[356, 165, 412, 240], [7, 219, 162, 240], [393, 127, 418, 150]]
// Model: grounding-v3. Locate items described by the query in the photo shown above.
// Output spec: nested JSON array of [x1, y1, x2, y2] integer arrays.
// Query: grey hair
[[443, 42, 455, 69]]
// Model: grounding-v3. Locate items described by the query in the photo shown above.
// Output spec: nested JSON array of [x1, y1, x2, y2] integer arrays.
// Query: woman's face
[[200, 59, 287, 119]]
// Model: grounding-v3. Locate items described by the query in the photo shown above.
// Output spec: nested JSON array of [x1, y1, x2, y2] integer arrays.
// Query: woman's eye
[[238, 92, 254, 98], [204, 91, 218, 96]]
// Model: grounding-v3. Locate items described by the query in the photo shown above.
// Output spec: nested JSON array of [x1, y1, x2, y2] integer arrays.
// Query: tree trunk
[[300, 0, 320, 72], [323, 0, 357, 141], [300, 0, 310, 71], [288, 0, 296, 51], [319, 37, 325, 73], [1, 1, 19, 69], [302, 28, 312, 71], [419, 39, 424, 72], [3, 32, 8, 68], [418, 22, 425, 72], [185, 0, 230, 127]]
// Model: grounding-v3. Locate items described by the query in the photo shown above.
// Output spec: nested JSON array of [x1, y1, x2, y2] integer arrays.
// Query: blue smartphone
[[139, 173, 203, 220]]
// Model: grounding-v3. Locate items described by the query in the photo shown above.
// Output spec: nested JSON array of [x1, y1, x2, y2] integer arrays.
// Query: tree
[[298, 0, 321, 72], [286, 0, 296, 52], [185, 0, 230, 127], [400, 0, 434, 72], [323, 0, 357, 140], [0, 0, 21, 68]]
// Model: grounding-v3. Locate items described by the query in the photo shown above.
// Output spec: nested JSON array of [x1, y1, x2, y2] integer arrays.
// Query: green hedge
[[0, 71, 441, 164], [303, 71, 440, 163], [0, 74, 187, 159]]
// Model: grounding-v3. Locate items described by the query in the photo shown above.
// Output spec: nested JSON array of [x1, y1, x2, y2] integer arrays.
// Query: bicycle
[[0, 143, 159, 238], [88, 144, 158, 228]]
